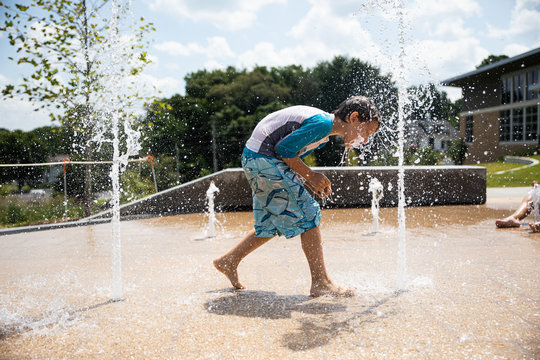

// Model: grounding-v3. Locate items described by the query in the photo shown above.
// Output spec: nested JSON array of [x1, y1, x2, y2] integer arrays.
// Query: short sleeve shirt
[[245, 105, 334, 159]]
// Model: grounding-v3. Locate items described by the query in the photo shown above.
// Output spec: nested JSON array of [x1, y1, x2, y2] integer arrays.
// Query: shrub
[[447, 139, 467, 165], [0, 195, 84, 227], [414, 146, 440, 165], [120, 169, 156, 203], [511, 147, 540, 157]]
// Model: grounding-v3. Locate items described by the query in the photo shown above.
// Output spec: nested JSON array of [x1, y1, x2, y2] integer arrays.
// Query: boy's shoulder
[[303, 112, 334, 132], [277, 105, 330, 119]]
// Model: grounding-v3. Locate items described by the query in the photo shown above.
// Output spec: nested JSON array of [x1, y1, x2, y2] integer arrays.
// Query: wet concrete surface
[[0, 195, 539, 359]]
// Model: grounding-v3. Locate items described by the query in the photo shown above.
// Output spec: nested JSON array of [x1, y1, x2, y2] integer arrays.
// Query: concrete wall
[[90, 166, 486, 219]]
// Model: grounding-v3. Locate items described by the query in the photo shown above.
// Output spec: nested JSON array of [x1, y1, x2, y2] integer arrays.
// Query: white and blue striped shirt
[[245, 106, 334, 159]]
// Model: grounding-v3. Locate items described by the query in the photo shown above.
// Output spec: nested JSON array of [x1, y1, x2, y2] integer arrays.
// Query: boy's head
[[333, 96, 381, 148], [333, 96, 381, 126]]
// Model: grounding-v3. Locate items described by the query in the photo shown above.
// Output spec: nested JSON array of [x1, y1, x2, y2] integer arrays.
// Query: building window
[[465, 115, 473, 143], [501, 77, 512, 104], [499, 110, 511, 142], [525, 106, 538, 141], [513, 73, 525, 103], [527, 69, 539, 100], [512, 108, 524, 141], [500, 106, 540, 143], [502, 68, 540, 104]]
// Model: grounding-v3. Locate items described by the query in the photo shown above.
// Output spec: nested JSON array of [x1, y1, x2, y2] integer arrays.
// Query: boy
[[214, 96, 381, 297]]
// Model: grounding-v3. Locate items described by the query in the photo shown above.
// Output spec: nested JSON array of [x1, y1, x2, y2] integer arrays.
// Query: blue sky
[[1, 0, 540, 131]]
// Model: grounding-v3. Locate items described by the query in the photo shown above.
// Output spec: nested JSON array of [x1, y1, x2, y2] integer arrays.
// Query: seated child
[[214, 96, 381, 297]]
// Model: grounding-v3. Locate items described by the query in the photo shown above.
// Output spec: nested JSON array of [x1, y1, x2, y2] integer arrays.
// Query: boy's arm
[[282, 156, 332, 198]]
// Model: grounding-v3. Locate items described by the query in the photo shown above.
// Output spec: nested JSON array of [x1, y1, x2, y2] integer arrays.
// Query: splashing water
[[395, 0, 408, 291], [206, 181, 220, 238], [89, 0, 145, 300], [349, 135, 366, 149], [368, 178, 384, 233]]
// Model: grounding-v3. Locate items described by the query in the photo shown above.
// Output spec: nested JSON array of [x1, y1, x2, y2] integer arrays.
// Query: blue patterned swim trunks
[[241, 147, 321, 239]]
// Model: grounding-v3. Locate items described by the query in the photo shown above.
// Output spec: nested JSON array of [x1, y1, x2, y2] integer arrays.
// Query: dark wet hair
[[333, 96, 381, 126]]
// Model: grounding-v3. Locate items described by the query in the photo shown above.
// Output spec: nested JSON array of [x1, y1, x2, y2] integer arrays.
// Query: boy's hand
[[282, 156, 332, 198], [306, 172, 332, 198]]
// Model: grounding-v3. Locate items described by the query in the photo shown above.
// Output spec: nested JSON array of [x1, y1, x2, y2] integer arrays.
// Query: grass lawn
[[475, 155, 540, 187]]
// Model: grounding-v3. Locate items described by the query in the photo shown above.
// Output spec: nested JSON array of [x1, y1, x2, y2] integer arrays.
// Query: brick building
[[442, 47, 540, 163]]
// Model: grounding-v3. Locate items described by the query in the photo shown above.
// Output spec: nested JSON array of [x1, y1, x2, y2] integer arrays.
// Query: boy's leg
[[214, 229, 274, 289], [300, 226, 355, 297], [496, 195, 533, 228]]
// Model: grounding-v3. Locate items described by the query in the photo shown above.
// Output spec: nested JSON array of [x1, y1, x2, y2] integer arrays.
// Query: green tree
[[311, 56, 398, 166], [1, 0, 155, 215], [31, 125, 76, 156], [476, 54, 509, 69], [0, 129, 48, 189], [406, 83, 459, 124]]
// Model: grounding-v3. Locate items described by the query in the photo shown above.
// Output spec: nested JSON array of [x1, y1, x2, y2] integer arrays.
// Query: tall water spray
[[395, 0, 408, 290], [91, 0, 144, 300], [357, 0, 410, 289], [109, 1, 124, 301]]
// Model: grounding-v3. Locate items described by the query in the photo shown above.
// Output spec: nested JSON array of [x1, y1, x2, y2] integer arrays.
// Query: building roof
[[441, 47, 540, 87]]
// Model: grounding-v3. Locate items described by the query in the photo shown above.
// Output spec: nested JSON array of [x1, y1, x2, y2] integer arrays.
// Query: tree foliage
[[475, 54, 509, 69], [0, 129, 47, 188], [1, 0, 154, 120], [1, 0, 155, 215]]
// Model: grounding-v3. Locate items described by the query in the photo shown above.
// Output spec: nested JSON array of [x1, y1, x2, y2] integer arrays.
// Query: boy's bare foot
[[529, 222, 540, 233], [213, 257, 245, 290], [495, 216, 521, 228], [310, 281, 356, 297]]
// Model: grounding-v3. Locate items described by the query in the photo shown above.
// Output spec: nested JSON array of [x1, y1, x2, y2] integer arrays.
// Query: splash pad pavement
[[1, 197, 539, 359]]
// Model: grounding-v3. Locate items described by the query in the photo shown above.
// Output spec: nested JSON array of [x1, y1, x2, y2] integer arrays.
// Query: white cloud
[[134, 73, 182, 97], [503, 43, 533, 57], [402, 38, 490, 84], [487, 0, 540, 44], [408, 0, 482, 20], [163, 62, 182, 71], [0, 73, 8, 86], [0, 97, 52, 131], [155, 37, 234, 58], [433, 18, 471, 39], [206, 37, 235, 58], [148, 0, 286, 31], [289, 2, 375, 48], [247, 1, 386, 68], [155, 41, 203, 56], [203, 60, 226, 71], [237, 42, 299, 68]]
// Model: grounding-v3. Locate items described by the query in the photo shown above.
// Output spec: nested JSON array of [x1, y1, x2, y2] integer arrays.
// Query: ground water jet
[[206, 181, 220, 238], [368, 178, 384, 233]]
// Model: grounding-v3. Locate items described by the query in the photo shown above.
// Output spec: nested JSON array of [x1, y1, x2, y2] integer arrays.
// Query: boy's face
[[344, 115, 379, 149]]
